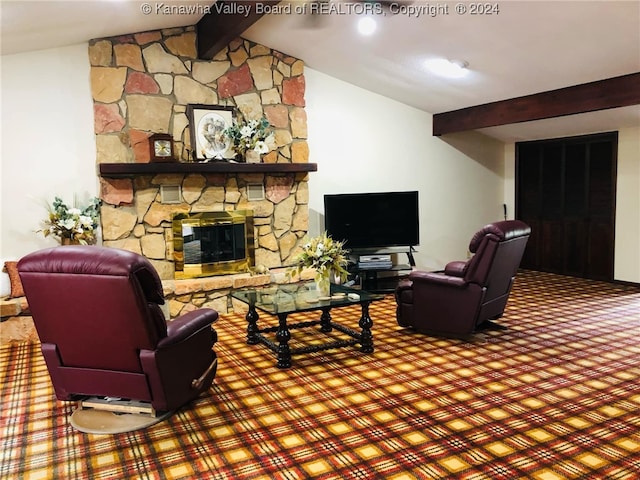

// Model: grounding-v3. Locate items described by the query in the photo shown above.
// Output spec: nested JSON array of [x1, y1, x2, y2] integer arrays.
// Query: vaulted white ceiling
[[2, 0, 639, 142]]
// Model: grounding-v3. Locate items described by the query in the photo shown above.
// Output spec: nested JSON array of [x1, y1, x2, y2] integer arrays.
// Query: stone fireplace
[[91, 27, 315, 315]]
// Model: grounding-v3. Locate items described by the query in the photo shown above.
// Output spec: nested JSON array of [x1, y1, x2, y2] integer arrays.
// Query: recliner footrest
[[79, 397, 157, 417]]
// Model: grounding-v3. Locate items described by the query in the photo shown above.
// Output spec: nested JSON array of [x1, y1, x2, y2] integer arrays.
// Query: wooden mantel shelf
[[98, 162, 318, 178]]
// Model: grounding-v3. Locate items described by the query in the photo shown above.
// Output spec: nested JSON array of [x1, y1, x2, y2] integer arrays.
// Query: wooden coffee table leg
[[246, 306, 259, 345], [319, 307, 332, 332], [359, 302, 374, 353], [275, 313, 292, 369]]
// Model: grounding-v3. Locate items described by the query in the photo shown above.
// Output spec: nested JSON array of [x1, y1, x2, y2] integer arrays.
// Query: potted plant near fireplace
[[37, 196, 101, 245], [289, 232, 351, 297]]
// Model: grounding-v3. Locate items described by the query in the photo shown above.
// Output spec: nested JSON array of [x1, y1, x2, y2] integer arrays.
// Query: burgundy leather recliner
[[18, 246, 219, 412], [395, 220, 531, 337]]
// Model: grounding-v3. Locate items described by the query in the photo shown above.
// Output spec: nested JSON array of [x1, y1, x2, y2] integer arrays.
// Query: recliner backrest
[[18, 246, 168, 373], [463, 220, 531, 298]]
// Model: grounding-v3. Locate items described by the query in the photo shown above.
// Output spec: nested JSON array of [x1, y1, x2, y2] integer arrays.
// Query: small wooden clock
[[149, 133, 175, 162]]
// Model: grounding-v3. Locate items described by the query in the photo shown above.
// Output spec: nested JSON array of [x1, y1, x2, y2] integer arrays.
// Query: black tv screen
[[324, 191, 419, 250]]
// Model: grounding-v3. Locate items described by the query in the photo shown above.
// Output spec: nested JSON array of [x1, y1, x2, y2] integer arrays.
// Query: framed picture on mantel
[[187, 104, 235, 162]]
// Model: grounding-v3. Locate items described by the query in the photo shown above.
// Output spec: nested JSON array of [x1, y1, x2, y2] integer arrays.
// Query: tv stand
[[350, 247, 415, 293]]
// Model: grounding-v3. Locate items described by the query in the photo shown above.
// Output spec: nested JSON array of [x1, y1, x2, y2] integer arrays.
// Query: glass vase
[[60, 237, 81, 246], [315, 269, 331, 297], [245, 150, 261, 163]]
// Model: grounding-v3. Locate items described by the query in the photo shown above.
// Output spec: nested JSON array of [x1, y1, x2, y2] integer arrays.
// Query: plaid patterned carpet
[[1, 271, 639, 479]]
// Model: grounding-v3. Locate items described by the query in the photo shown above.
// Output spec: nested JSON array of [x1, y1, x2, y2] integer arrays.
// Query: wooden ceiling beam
[[197, 0, 281, 59], [432, 73, 640, 136]]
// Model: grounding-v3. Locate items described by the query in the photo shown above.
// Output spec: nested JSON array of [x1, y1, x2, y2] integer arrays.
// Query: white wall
[[1, 46, 638, 291], [615, 127, 640, 283], [1, 43, 98, 267], [305, 68, 505, 270]]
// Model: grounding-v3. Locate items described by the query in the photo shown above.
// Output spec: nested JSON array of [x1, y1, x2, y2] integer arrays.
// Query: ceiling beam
[[197, 1, 281, 59], [432, 73, 640, 136]]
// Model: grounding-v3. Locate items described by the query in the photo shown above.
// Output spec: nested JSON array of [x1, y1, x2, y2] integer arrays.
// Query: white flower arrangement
[[224, 117, 275, 160], [38, 196, 101, 245], [289, 232, 351, 291]]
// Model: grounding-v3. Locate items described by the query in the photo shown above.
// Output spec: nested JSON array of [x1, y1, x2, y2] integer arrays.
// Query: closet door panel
[[516, 144, 541, 270], [540, 220, 564, 273], [564, 220, 587, 276], [588, 221, 614, 280]]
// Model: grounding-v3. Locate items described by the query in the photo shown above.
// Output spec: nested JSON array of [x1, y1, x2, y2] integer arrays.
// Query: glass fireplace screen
[[172, 210, 255, 279]]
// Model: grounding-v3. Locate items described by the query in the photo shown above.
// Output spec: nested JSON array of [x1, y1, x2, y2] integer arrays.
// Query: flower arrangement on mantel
[[289, 232, 351, 296], [38, 196, 101, 245], [224, 116, 275, 162]]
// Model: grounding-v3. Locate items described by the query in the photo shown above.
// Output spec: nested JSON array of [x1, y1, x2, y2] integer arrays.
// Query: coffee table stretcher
[[244, 302, 375, 369]]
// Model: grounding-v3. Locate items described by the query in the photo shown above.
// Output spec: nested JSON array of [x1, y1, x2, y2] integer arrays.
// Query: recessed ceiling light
[[357, 17, 377, 36], [424, 58, 470, 79]]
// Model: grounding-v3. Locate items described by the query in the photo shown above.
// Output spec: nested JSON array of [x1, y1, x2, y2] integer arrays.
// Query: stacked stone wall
[[89, 26, 308, 164]]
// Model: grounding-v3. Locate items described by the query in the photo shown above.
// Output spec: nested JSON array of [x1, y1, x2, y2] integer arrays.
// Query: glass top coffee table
[[231, 282, 385, 369]]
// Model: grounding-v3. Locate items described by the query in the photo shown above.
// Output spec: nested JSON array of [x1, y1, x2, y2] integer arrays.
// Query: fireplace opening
[[172, 210, 254, 279]]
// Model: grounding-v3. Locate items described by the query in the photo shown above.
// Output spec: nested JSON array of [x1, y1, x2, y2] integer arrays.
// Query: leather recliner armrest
[[158, 309, 218, 348], [444, 261, 468, 277], [409, 270, 467, 288]]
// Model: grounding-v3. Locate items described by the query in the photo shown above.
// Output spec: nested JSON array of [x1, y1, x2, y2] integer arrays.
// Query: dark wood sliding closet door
[[516, 132, 617, 281]]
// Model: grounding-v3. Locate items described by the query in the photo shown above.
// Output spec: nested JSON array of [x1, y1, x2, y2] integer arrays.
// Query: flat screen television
[[324, 191, 419, 250]]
